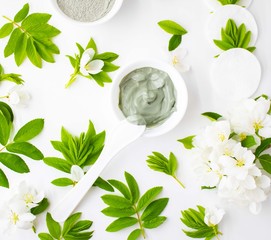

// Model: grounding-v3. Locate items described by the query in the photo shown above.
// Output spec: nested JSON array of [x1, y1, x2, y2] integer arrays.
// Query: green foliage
[[213, 19, 256, 53], [101, 172, 168, 239], [31, 198, 50, 215], [66, 37, 119, 88], [202, 112, 222, 121], [146, 152, 185, 188], [178, 135, 195, 149], [181, 206, 222, 239], [0, 64, 24, 84], [254, 138, 271, 173], [43, 121, 113, 191], [38, 212, 93, 240], [0, 101, 44, 188], [0, 3, 60, 68], [158, 20, 187, 51], [217, 0, 239, 5]]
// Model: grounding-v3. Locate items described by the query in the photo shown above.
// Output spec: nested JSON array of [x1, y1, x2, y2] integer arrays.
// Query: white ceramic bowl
[[50, 0, 123, 25], [111, 59, 188, 138]]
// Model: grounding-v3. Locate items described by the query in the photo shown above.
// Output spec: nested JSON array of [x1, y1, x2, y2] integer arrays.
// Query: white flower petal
[[81, 48, 95, 63], [85, 60, 104, 75], [256, 175, 271, 189], [20, 213, 36, 222], [249, 202, 262, 215], [204, 207, 225, 226], [33, 191, 45, 204], [175, 63, 190, 73], [71, 165, 84, 182], [243, 175, 256, 190]]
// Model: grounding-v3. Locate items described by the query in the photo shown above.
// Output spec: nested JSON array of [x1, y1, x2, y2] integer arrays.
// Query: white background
[[0, 0, 271, 239]]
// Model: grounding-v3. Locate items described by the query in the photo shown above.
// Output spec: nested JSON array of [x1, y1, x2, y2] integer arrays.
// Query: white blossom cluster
[[192, 97, 271, 214]]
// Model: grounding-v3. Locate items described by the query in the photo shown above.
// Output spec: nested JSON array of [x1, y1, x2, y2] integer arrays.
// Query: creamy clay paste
[[57, 0, 116, 22], [119, 67, 177, 128]]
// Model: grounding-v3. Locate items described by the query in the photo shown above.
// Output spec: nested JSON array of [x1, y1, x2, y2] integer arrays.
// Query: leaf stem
[[134, 206, 146, 239], [0, 146, 6, 152], [2, 15, 30, 36], [65, 72, 78, 88], [173, 175, 185, 189]]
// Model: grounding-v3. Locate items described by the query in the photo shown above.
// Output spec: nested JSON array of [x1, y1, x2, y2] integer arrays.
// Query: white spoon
[[51, 119, 146, 222]]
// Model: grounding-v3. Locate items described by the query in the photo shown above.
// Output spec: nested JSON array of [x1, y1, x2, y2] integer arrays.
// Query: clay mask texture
[[119, 67, 177, 128], [56, 0, 116, 22]]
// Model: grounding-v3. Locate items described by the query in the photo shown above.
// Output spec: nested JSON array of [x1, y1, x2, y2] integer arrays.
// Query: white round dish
[[210, 48, 261, 100], [204, 0, 253, 11], [50, 0, 123, 25], [206, 5, 258, 50], [111, 59, 188, 138]]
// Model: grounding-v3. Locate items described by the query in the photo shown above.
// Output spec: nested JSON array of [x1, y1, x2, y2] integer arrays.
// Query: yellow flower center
[[224, 148, 232, 156], [253, 121, 263, 131], [10, 211, 19, 225], [24, 193, 34, 204], [239, 133, 247, 141], [218, 133, 226, 142], [172, 56, 179, 66], [236, 159, 245, 167]]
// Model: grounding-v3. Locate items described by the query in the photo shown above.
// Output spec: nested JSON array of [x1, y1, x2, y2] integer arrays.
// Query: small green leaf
[[0, 169, 9, 188], [128, 229, 141, 240], [14, 3, 29, 22], [0, 101, 14, 122], [168, 152, 178, 175], [93, 177, 114, 192], [38, 233, 54, 240], [43, 157, 71, 173], [31, 198, 49, 215], [213, 39, 234, 50], [51, 178, 74, 187], [259, 154, 271, 174], [158, 20, 187, 35], [4, 28, 22, 57], [86, 38, 97, 52], [202, 112, 222, 121], [255, 138, 271, 157], [0, 152, 29, 173], [101, 195, 133, 208], [102, 207, 135, 218], [137, 186, 163, 211], [143, 216, 166, 229], [125, 172, 140, 204], [241, 135, 257, 148], [168, 35, 182, 51], [26, 37, 42, 68], [62, 212, 81, 236], [14, 32, 28, 66], [178, 135, 195, 149], [102, 61, 119, 72], [70, 220, 93, 232], [0, 112, 11, 146], [6, 142, 44, 160], [95, 52, 118, 62], [0, 23, 14, 38], [22, 13, 51, 30], [14, 118, 44, 142], [141, 198, 169, 221], [46, 213, 61, 239], [106, 217, 138, 232], [108, 179, 131, 199], [91, 71, 112, 87]]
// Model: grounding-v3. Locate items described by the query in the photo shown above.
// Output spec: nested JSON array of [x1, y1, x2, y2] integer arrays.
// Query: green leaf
[[125, 172, 140, 204], [14, 3, 29, 22], [70, 220, 93, 233], [0, 112, 11, 146], [0, 168, 9, 188], [86, 38, 97, 52], [46, 213, 61, 239], [0, 152, 29, 173], [137, 186, 163, 211], [51, 178, 74, 187], [128, 229, 141, 240], [91, 71, 112, 87], [102, 61, 119, 72], [178, 136, 195, 150], [141, 198, 169, 221], [168, 35, 182, 51], [14, 32, 28, 66], [6, 142, 44, 160], [21, 13, 51, 30], [241, 135, 257, 148], [26, 37, 42, 68], [65, 231, 93, 239], [259, 154, 271, 174], [255, 138, 271, 157], [158, 20, 187, 35], [168, 152, 178, 175], [0, 101, 14, 122], [108, 179, 131, 199], [43, 157, 71, 173], [14, 118, 44, 142], [31, 198, 49, 215], [202, 112, 222, 121], [62, 212, 81, 236], [4, 28, 22, 57], [143, 216, 166, 229], [35, 40, 55, 63], [0, 23, 13, 38], [93, 177, 114, 192], [106, 217, 138, 232], [101, 195, 133, 208], [67, 55, 76, 68], [102, 207, 135, 218], [38, 233, 54, 240], [95, 52, 119, 62], [213, 39, 234, 50]]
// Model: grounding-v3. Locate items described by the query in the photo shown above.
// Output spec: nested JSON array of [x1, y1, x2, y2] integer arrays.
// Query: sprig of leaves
[[214, 19, 256, 53], [101, 172, 168, 239], [217, 0, 239, 5], [38, 212, 93, 240], [146, 152, 185, 188], [66, 37, 119, 88], [43, 120, 113, 192], [0, 101, 44, 188], [0, 3, 60, 68], [0, 64, 24, 84], [181, 206, 222, 240], [158, 20, 187, 51]]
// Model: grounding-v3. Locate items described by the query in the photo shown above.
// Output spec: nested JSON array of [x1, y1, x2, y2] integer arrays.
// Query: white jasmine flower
[[169, 48, 190, 73], [204, 207, 225, 227], [80, 48, 104, 75], [71, 165, 84, 184], [7, 85, 30, 107]]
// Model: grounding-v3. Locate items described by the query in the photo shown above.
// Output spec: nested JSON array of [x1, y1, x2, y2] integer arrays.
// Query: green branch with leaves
[[0, 64, 24, 85], [66, 37, 119, 88], [101, 172, 168, 239], [146, 152, 185, 188], [0, 3, 61, 68], [0, 101, 44, 188]]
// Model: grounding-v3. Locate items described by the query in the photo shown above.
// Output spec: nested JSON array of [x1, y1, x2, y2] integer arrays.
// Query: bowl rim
[[111, 59, 188, 138], [49, 0, 124, 26]]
